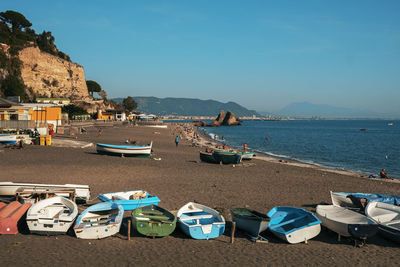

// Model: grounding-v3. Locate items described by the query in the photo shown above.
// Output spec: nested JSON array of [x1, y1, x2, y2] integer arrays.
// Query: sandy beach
[[1, 123, 399, 266]]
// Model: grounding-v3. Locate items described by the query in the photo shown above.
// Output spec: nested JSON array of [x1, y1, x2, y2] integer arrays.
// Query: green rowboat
[[131, 205, 176, 237], [199, 151, 219, 163], [213, 150, 242, 164]]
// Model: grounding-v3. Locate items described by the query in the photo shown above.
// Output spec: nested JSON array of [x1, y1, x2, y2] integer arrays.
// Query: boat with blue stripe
[[0, 133, 17, 144], [98, 190, 160, 210]]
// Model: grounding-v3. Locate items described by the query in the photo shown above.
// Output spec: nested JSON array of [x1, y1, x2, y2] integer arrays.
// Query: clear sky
[[3, 1, 400, 116]]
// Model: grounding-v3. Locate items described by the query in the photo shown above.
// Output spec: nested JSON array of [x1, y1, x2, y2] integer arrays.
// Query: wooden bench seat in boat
[[181, 214, 213, 221], [136, 215, 170, 221], [82, 215, 111, 222]]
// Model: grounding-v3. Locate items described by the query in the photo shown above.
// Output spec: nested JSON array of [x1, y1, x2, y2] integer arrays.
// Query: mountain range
[[112, 97, 259, 117]]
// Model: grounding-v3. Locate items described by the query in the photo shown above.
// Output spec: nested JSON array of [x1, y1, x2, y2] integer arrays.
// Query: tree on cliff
[[0, 75, 26, 99], [122, 96, 138, 113], [86, 80, 102, 96], [0, 10, 32, 31]]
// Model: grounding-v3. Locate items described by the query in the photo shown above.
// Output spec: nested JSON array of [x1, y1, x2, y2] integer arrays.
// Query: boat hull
[[365, 201, 400, 243], [199, 151, 218, 164], [213, 151, 241, 164], [0, 134, 17, 144], [96, 142, 152, 157], [230, 208, 269, 237], [132, 205, 176, 237]]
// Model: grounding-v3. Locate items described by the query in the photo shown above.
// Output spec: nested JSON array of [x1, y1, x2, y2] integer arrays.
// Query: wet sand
[[1, 124, 399, 266]]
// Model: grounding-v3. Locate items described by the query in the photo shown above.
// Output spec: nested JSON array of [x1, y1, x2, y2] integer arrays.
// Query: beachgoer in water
[[380, 169, 389, 179]]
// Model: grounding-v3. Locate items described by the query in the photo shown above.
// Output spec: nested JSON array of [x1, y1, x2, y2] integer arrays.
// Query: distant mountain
[[112, 97, 259, 117], [279, 102, 382, 118]]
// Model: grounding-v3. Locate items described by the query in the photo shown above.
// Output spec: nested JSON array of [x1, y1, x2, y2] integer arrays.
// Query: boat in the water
[[316, 204, 378, 240], [98, 190, 160, 211], [0, 182, 90, 203], [330, 191, 400, 209], [74, 202, 124, 239], [199, 151, 218, 164], [230, 208, 269, 237], [365, 201, 400, 243], [26, 196, 78, 235], [177, 202, 225, 240], [267, 207, 321, 244], [131, 205, 176, 237], [96, 142, 152, 157], [0, 133, 17, 144], [213, 150, 242, 164]]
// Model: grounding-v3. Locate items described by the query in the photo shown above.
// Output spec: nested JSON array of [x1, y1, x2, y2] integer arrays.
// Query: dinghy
[[267, 207, 321, 244], [230, 208, 269, 237], [330, 191, 400, 209], [96, 142, 152, 157], [177, 202, 225, 240], [199, 151, 218, 164], [26, 196, 78, 235], [316, 204, 378, 240], [74, 202, 123, 239], [213, 150, 242, 164], [131, 205, 176, 237], [0, 133, 17, 144], [0, 182, 90, 203], [365, 201, 400, 243], [98, 190, 160, 210]]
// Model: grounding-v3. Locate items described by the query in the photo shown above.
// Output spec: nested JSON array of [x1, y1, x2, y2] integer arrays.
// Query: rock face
[[204, 110, 241, 127], [18, 46, 91, 101]]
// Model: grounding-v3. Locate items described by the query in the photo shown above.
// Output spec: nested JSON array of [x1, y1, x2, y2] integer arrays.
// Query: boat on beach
[[74, 202, 123, 239], [0, 182, 90, 203], [199, 151, 218, 163], [267, 207, 321, 244], [177, 202, 225, 240], [230, 208, 269, 237], [131, 205, 176, 237], [213, 150, 242, 164], [98, 190, 160, 211], [316, 204, 378, 240], [26, 196, 78, 235], [330, 191, 400, 209], [0, 133, 17, 144], [365, 201, 400, 243], [96, 142, 152, 157]]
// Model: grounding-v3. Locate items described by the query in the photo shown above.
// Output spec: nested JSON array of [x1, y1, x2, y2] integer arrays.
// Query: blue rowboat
[[96, 142, 152, 157], [177, 202, 225, 240], [267, 207, 321, 244], [0, 133, 17, 144], [98, 190, 160, 210], [74, 202, 123, 239]]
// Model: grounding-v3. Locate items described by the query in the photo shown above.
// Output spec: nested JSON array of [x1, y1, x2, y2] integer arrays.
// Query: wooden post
[[231, 221, 236, 244], [127, 219, 131, 240]]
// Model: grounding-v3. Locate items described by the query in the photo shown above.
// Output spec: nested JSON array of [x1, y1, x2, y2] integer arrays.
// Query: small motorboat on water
[[0, 133, 17, 144], [365, 201, 400, 243], [267, 207, 321, 244], [177, 202, 225, 240], [26, 196, 78, 235], [98, 190, 160, 211], [316, 204, 378, 241], [74, 202, 123, 239], [131, 205, 176, 237], [96, 142, 152, 157]]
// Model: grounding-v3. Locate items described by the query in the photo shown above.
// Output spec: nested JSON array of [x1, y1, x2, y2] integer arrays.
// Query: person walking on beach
[[175, 136, 179, 147]]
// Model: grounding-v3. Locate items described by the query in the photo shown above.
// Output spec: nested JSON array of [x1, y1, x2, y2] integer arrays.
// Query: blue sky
[[3, 1, 400, 116]]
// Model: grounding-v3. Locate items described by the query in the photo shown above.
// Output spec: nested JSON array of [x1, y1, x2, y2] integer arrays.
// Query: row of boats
[[0, 182, 399, 244]]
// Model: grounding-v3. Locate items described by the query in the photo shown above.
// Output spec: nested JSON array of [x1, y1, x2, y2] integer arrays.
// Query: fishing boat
[[0, 133, 17, 144], [131, 205, 176, 237], [316, 204, 378, 240], [199, 151, 218, 164], [74, 202, 123, 239], [230, 208, 269, 237], [98, 190, 160, 211], [0, 182, 90, 203], [26, 196, 78, 235], [213, 150, 242, 164], [365, 201, 400, 243], [330, 191, 400, 209], [96, 142, 152, 157], [267, 207, 321, 244], [238, 151, 254, 160], [177, 202, 225, 240]]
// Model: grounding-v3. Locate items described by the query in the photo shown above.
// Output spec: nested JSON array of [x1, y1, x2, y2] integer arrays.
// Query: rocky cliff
[[17, 46, 91, 101]]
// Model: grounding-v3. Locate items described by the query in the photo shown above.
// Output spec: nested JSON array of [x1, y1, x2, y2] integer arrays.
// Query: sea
[[190, 120, 400, 179]]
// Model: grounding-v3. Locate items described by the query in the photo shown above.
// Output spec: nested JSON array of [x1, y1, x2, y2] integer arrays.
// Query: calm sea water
[[198, 120, 400, 179]]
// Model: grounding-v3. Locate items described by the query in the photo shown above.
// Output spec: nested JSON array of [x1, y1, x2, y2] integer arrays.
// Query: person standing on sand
[[175, 136, 179, 147]]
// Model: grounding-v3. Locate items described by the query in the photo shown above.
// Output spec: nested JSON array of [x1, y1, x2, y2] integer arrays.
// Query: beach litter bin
[[39, 135, 45, 146], [46, 135, 52, 146]]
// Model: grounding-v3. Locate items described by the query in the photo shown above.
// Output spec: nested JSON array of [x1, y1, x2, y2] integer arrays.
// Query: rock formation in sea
[[196, 110, 241, 127]]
